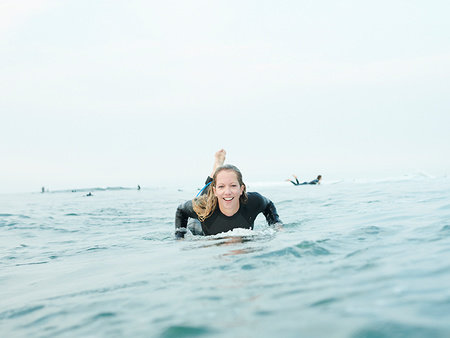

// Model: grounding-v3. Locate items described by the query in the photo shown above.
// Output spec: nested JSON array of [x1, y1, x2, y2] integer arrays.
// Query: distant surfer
[[41, 186, 45, 193], [286, 174, 322, 186], [174, 149, 283, 238], [137, 185, 141, 190], [86, 192, 93, 196]]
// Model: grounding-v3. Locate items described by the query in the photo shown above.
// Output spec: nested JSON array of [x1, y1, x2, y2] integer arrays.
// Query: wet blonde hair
[[192, 164, 248, 222]]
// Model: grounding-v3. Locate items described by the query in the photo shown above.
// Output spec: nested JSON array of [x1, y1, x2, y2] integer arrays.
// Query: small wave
[[352, 225, 382, 236], [254, 310, 274, 316], [357, 262, 377, 271], [295, 241, 331, 255], [22, 309, 69, 328], [345, 248, 368, 258], [310, 297, 339, 307], [90, 312, 116, 320], [0, 305, 45, 320], [273, 222, 302, 229], [160, 325, 214, 338], [277, 199, 295, 205], [37, 225, 79, 234], [241, 264, 256, 270], [187, 227, 276, 241], [15, 261, 48, 266], [254, 240, 331, 260], [0, 214, 31, 219], [440, 225, 450, 233], [365, 200, 381, 204], [257, 247, 302, 259], [45, 281, 149, 301], [83, 246, 109, 252], [351, 321, 444, 338], [2, 222, 18, 227]]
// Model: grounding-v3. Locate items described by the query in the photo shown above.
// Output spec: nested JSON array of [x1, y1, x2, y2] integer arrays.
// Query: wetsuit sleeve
[[252, 192, 282, 226], [175, 200, 198, 238], [262, 198, 282, 225]]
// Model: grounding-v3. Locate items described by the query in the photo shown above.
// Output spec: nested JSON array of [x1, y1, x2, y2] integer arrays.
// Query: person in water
[[287, 174, 322, 186], [175, 149, 283, 238]]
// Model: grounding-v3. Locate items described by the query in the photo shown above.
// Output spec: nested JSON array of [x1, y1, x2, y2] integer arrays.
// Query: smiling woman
[[174, 150, 283, 238]]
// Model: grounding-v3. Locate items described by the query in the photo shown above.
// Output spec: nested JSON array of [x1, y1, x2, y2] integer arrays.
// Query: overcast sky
[[1, 0, 449, 193]]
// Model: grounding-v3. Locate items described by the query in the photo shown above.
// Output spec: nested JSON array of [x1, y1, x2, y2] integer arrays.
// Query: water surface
[[1, 177, 450, 337]]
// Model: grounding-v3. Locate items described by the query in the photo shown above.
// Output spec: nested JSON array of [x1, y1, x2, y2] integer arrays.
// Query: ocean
[[1, 176, 450, 338]]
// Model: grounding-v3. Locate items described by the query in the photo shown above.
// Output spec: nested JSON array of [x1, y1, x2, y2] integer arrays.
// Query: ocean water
[[1, 177, 450, 338]]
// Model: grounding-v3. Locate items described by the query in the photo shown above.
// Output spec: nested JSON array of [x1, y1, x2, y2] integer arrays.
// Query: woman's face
[[213, 170, 244, 215]]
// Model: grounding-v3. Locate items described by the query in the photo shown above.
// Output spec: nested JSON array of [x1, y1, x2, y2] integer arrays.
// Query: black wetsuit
[[175, 178, 282, 238], [289, 178, 319, 186]]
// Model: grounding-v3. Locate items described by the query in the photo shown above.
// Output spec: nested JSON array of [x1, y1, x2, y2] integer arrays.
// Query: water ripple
[[295, 241, 331, 255], [160, 325, 214, 338], [352, 321, 446, 338], [0, 305, 45, 320], [45, 281, 149, 301], [310, 297, 339, 307]]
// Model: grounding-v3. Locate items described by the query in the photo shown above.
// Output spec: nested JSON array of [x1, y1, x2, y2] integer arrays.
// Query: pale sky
[[1, 0, 450, 193]]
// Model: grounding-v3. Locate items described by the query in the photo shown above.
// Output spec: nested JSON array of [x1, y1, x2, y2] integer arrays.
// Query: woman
[[175, 149, 282, 238]]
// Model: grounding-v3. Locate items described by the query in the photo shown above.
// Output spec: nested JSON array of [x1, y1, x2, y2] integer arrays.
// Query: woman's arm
[[251, 192, 283, 226], [175, 200, 197, 238], [262, 198, 283, 226]]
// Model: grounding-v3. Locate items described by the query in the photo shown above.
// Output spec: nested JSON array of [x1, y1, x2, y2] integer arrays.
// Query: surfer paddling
[[286, 174, 322, 186], [174, 149, 283, 238]]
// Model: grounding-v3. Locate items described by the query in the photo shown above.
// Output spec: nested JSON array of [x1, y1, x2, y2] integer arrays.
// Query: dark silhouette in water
[[41, 187, 45, 193], [138, 185, 141, 190], [86, 192, 93, 197], [286, 174, 322, 186]]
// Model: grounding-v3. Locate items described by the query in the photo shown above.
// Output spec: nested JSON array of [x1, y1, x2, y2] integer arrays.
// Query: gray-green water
[[1, 177, 450, 337]]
